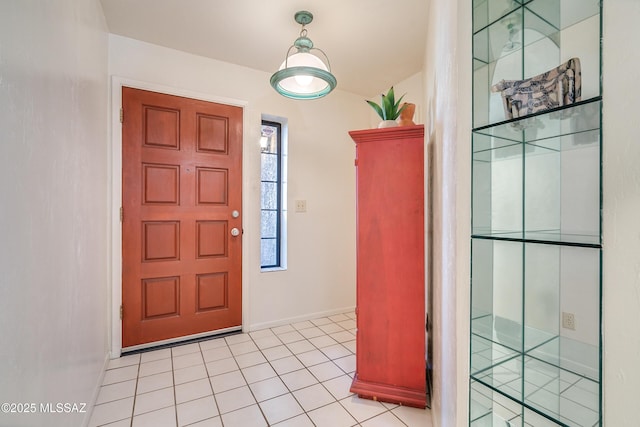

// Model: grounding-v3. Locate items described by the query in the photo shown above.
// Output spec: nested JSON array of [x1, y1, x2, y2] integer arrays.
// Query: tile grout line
[[170, 349, 178, 427], [223, 332, 269, 426], [129, 355, 140, 427], [93, 311, 428, 427], [270, 314, 359, 426], [232, 314, 347, 425], [247, 327, 297, 426], [261, 315, 347, 426], [198, 341, 224, 427]]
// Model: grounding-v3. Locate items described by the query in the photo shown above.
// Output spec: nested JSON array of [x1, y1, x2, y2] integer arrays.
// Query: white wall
[[423, 0, 472, 425], [602, 0, 640, 424], [108, 35, 365, 337], [0, 1, 110, 426]]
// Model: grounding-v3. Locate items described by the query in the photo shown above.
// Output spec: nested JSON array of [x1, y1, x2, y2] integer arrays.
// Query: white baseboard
[[248, 306, 356, 332], [81, 351, 110, 427]]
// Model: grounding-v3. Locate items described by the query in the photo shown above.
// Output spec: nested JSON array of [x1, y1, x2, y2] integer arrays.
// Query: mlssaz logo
[[40, 402, 87, 413]]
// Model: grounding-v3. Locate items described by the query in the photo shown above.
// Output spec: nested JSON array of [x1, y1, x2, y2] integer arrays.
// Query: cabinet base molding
[[350, 374, 427, 409]]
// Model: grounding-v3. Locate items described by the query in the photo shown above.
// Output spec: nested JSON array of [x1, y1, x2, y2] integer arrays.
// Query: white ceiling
[[99, 0, 429, 98]]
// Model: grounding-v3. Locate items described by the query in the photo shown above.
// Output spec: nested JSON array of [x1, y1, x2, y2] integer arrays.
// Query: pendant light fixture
[[270, 11, 337, 100]]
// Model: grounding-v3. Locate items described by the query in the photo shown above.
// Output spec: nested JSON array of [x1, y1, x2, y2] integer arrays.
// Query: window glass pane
[[261, 182, 278, 210], [261, 211, 278, 238], [261, 239, 277, 267], [261, 153, 278, 181], [260, 125, 278, 154]]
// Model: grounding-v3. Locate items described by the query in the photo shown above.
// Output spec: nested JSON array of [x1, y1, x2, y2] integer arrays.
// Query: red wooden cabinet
[[349, 125, 426, 408]]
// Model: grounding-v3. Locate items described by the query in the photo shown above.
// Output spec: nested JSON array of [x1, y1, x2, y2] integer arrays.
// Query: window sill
[[261, 266, 287, 273]]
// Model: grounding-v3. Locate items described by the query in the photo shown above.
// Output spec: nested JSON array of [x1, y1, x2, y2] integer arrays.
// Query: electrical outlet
[[562, 312, 576, 330], [295, 200, 307, 213]]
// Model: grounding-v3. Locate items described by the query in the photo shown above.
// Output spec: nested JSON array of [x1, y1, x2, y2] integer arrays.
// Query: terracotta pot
[[398, 103, 416, 126]]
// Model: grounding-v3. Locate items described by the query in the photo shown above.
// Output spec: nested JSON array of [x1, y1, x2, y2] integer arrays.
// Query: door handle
[[230, 227, 240, 237]]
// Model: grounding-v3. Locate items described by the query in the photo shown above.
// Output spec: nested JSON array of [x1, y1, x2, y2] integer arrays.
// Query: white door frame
[[109, 76, 250, 357]]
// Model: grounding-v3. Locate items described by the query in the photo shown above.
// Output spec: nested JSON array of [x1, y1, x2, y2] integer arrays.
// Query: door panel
[[122, 87, 243, 348]]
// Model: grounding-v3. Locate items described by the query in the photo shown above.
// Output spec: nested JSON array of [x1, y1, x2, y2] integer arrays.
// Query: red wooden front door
[[121, 87, 243, 348]]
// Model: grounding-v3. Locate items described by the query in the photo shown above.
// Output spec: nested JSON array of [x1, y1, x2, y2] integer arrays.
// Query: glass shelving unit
[[470, 0, 602, 426]]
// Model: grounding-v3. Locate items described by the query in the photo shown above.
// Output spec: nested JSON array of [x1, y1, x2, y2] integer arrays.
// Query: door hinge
[[120, 108, 124, 123], [119, 305, 123, 320], [119, 207, 123, 222]]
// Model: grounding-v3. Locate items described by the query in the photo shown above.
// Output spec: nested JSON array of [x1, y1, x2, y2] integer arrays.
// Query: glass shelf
[[473, 0, 530, 34], [473, 6, 560, 66], [472, 100, 601, 246], [472, 98, 601, 144], [471, 380, 524, 426], [472, 234, 600, 247], [471, 319, 559, 361], [471, 239, 601, 426], [472, 355, 525, 405], [522, 356, 600, 426], [527, 336, 599, 382], [471, 330, 599, 382], [473, 0, 601, 128], [471, 333, 521, 375], [472, 241, 600, 348], [471, 356, 600, 427]]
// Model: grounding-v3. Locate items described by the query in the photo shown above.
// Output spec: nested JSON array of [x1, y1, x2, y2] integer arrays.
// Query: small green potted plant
[[366, 86, 408, 128]]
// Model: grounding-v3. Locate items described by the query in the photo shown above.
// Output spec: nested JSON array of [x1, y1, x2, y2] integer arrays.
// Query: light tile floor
[[89, 312, 432, 427]]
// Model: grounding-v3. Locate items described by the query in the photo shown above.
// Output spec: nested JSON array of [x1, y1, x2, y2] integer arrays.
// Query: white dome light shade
[[278, 52, 329, 93], [270, 10, 337, 100]]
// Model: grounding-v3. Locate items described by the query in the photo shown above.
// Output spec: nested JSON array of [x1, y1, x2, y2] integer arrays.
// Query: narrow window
[[260, 119, 286, 269]]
